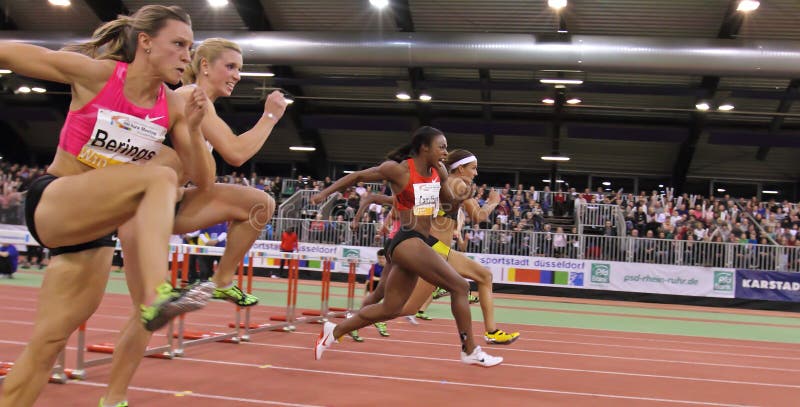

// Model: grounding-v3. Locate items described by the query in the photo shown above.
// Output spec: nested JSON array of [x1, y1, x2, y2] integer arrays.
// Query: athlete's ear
[[137, 32, 153, 54]]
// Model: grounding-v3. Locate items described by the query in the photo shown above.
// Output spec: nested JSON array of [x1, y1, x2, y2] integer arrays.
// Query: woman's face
[[144, 19, 194, 85], [423, 134, 448, 166], [455, 159, 478, 183], [203, 49, 242, 98]]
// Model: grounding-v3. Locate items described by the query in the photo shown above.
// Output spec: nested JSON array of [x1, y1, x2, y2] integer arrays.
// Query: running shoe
[[415, 311, 433, 321], [467, 293, 480, 304], [484, 329, 520, 345], [348, 330, 364, 342], [315, 321, 338, 360], [213, 284, 259, 307], [460, 346, 503, 367], [432, 287, 450, 299], [99, 398, 128, 407], [405, 315, 419, 325], [140, 281, 214, 332], [374, 322, 390, 337]]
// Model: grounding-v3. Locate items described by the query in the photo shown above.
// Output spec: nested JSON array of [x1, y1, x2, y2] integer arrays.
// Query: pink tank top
[[59, 61, 170, 168]]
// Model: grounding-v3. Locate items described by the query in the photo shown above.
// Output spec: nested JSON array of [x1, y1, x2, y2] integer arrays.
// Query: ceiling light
[[48, 0, 70, 6], [240, 72, 274, 77], [602, 181, 611, 186], [542, 179, 551, 183], [718, 103, 735, 111], [716, 188, 726, 192], [16, 86, 31, 94], [658, 184, 664, 188], [604, 188, 611, 191], [566, 98, 582, 104], [31, 87, 46, 93], [419, 93, 432, 102], [395, 91, 411, 100], [540, 78, 583, 85], [557, 29, 569, 34], [208, 0, 229, 7], [370, 0, 390, 9], [541, 98, 555, 104], [289, 146, 316, 152], [284, 97, 294, 105], [737, 0, 760, 12], [762, 190, 779, 194], [548, 0, 567, 10], [695, 102, 710, 111], [541, 156, 570, 161], [0, 69, 10, 74], [555, 180, 565, 183], [343, 170, 356, 174]]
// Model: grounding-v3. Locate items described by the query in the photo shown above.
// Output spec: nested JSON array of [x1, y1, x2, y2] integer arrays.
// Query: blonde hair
[[182, 38, 242, 84], [62, 5, 191, 62]]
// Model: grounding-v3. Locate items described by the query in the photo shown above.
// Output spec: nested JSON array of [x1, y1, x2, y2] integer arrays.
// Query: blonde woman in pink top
[[0, 6, 215, 407], [103, 38, 287, 406]]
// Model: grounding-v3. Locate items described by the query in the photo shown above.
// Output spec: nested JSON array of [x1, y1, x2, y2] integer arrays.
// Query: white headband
[[449, 155, 477, 170]]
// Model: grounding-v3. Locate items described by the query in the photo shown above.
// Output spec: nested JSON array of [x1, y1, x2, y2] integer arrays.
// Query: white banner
[[585, 261, 735, 298]]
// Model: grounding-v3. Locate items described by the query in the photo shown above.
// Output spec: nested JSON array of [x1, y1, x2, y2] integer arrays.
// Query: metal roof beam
[[671, 0, 743, 193], [82, 0, 128, 22], [230, 0, 272, 31], [756, 78, 800, 160]]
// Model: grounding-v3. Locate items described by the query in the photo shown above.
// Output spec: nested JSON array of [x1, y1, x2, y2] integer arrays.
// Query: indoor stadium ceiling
[[0, 0, 799, 189]]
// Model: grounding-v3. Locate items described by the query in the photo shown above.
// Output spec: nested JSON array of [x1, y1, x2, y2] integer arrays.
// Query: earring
[[145, 48, 151, 54], [204, 71, 208, 76]]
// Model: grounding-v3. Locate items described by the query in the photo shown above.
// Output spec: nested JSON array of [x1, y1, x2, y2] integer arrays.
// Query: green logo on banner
[[591, 263, 611, 283], [343, 248, 360, 259], [713, 271, 734, 291]]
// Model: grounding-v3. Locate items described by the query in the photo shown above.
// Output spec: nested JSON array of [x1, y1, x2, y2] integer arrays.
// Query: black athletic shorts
[[25, 174, 116, 256], [384, 229, 450, 261]]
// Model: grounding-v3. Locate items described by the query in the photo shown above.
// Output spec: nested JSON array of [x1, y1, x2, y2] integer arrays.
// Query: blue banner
[[735, 269, 800, 302]]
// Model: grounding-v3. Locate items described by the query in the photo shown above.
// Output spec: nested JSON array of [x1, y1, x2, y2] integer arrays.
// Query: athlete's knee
[[148, 146, 183, 178], [445, 276, 470, 296], [255, 193, 276, 224], [474, 266, 493, 285], [379, 302, 405, 320], [152, 166, 179, 187], [27, 328, 70, 360]]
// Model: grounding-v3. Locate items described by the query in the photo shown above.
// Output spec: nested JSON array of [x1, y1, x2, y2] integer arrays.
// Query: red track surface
[[1, 284, 799, 406]]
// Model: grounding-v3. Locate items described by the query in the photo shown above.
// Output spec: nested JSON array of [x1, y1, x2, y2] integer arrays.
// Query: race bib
[[77, 109, 167, 169], [413, 182, 441, 217]]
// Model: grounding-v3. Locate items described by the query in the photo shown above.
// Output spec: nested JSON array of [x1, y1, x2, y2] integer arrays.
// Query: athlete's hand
[[310, 193, 325, 205], [487, 188, 501, 205], [185, 86, 207, 130], [263, 90, 288, 122]]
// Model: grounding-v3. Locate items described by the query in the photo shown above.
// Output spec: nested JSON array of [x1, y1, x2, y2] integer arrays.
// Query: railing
[[7, 188, 800, 273], [363, 182, 386, 194], [466, 229, 800, 272], [266, 217, 387, 248], [276, 190, 339, 220], [575, 202, 623, 235]]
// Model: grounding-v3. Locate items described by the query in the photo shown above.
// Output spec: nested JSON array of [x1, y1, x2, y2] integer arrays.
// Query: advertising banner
[[247, 240, 379, 275], [735, 269, 800, 302], [586, 262, 735, 298]]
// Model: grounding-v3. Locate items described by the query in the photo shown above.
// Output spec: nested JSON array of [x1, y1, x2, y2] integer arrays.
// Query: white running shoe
[[460, 346, 503, 367], [405, 315, 419, 325], [315, 321, 337, 360]]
